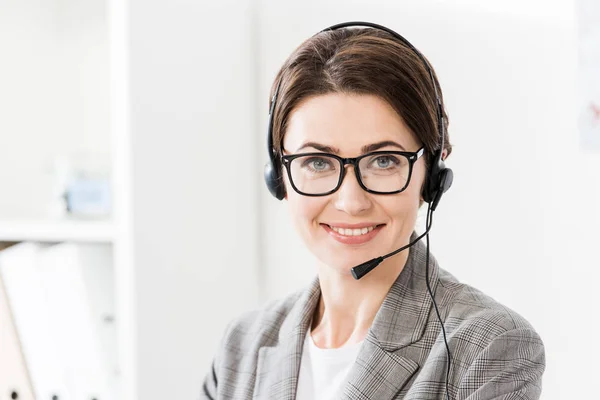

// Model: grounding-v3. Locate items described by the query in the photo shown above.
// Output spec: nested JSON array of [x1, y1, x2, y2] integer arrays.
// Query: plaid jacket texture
[[201, 237, 545, 399]]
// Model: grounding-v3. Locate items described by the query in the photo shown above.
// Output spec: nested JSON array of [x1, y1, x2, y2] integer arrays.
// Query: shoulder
[[218, 286, 304, 354], [202, 286, 310, 399], [439, 267, 539, 334], [431, 269, 546, 397], [435, 267, 545, 363]]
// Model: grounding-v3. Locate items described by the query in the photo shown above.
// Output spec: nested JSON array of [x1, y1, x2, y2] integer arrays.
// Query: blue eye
[[301, 157, 334, 172], [372, 155, 400, 169], [376, 157, 392, 168], [311, 159, 328, 170]]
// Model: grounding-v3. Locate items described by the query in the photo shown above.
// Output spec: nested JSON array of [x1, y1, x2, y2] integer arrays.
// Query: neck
[[310, 251, 409, 349]]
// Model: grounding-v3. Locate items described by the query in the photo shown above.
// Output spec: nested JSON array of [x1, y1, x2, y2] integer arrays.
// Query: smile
[[329, 225, 376, 236], [321, 223, 385, 245]]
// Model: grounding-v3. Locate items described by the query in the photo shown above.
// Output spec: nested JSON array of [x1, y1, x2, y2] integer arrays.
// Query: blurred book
[[38, 242, 116, 400], [0, 242, 72, 400], [0, 260, 35, 400]]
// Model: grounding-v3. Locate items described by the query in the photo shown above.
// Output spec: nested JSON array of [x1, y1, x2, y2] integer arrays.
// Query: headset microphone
[[351, 207, 435, 280]]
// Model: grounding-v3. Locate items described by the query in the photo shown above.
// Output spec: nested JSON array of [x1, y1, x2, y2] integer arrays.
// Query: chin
[[317, 252, 375, 276]]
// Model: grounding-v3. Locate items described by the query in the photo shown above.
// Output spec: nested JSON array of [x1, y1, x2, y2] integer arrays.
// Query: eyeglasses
[[281, 147, 425, 196]]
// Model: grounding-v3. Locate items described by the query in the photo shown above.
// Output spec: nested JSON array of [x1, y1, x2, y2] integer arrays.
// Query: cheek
[[284, 174, 323, 224], [286, 193, 327, 230], [380, 178, 423, 225], [380, 195, 418, 222], [409, 162, 427, 201]]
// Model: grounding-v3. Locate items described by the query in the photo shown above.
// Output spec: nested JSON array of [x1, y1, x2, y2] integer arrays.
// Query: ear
[[441, 148, 449, 161]]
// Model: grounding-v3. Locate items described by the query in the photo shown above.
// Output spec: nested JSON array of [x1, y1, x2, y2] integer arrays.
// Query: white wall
[[258, 1, 597, 399], [0, 0, 109, 220], [122, 0, 261, 399]]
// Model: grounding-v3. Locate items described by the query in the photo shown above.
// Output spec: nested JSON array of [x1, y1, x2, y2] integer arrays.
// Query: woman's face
[[282, 93, 427, 276]]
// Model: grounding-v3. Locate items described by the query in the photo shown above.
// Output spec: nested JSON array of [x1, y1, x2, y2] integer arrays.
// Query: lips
[[328, 225, 378, 236], [321, 223, 385, 245]]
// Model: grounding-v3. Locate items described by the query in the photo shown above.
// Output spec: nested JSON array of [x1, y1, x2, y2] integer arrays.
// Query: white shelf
[[0, 220, 115, 243]]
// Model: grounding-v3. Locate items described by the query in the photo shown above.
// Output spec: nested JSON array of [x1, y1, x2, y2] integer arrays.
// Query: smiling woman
[[281, 93, 428, 272], [200, 22, 545, 400]]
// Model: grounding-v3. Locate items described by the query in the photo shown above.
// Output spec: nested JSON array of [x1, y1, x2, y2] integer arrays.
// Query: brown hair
[[270, 27, 452, 167]]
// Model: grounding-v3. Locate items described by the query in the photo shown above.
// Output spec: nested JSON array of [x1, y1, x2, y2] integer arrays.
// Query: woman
[[201, 22, 545, 400]]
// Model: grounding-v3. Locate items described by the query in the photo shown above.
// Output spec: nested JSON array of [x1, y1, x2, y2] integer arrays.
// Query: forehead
[[283, 93, 418, 154]]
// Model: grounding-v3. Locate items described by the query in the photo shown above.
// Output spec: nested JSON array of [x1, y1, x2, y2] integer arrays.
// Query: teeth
[[330, 225, 377, 236]]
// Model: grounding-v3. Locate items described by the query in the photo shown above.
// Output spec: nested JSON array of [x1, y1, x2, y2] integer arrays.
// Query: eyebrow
[[296, 140, 406, 154]]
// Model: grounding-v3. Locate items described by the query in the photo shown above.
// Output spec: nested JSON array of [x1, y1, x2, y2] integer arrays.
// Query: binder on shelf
[[0, 267, 35, 400], [0, 242, 72, 400], [38, 242, 116, 400]]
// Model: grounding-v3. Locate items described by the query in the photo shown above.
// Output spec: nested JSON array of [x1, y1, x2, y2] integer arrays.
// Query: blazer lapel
[[253, 278, 321, 400], [342, 234, 440, 400], [342, 336, 419, 399]]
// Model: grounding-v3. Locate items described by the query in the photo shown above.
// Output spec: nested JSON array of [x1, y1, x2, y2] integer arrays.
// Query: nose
[[333, 166, 372, 216]]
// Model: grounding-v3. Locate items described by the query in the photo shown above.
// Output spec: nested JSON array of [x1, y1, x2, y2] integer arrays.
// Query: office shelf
[[0, 220, 115, 243]]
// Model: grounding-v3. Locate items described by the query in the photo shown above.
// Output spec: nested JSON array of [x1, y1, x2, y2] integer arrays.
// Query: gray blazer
[[201, 237, 545, 399]]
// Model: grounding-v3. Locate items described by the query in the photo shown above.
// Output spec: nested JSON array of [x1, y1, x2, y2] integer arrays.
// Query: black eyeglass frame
[[280, 147, 425, 196]]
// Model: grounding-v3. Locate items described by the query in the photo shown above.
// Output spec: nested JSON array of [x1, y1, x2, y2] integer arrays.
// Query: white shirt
[[295, 330, 364, 400]]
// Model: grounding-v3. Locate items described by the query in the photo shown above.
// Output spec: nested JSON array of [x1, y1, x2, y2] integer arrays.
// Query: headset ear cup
[[423, 150, 441, 204], [422, 177, 432, 204], [264, 161, 286, 200], [423, 149, 453, 209], [440, 167, 453, 194], [430, 167, 453, 211]]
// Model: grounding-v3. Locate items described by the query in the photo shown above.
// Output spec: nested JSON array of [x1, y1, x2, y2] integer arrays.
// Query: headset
[[264, 21, 453, 209], [263, 21, 454, 399]]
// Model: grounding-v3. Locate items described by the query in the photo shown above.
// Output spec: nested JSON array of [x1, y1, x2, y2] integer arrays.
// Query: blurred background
[[0, 0, 598, 399]]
